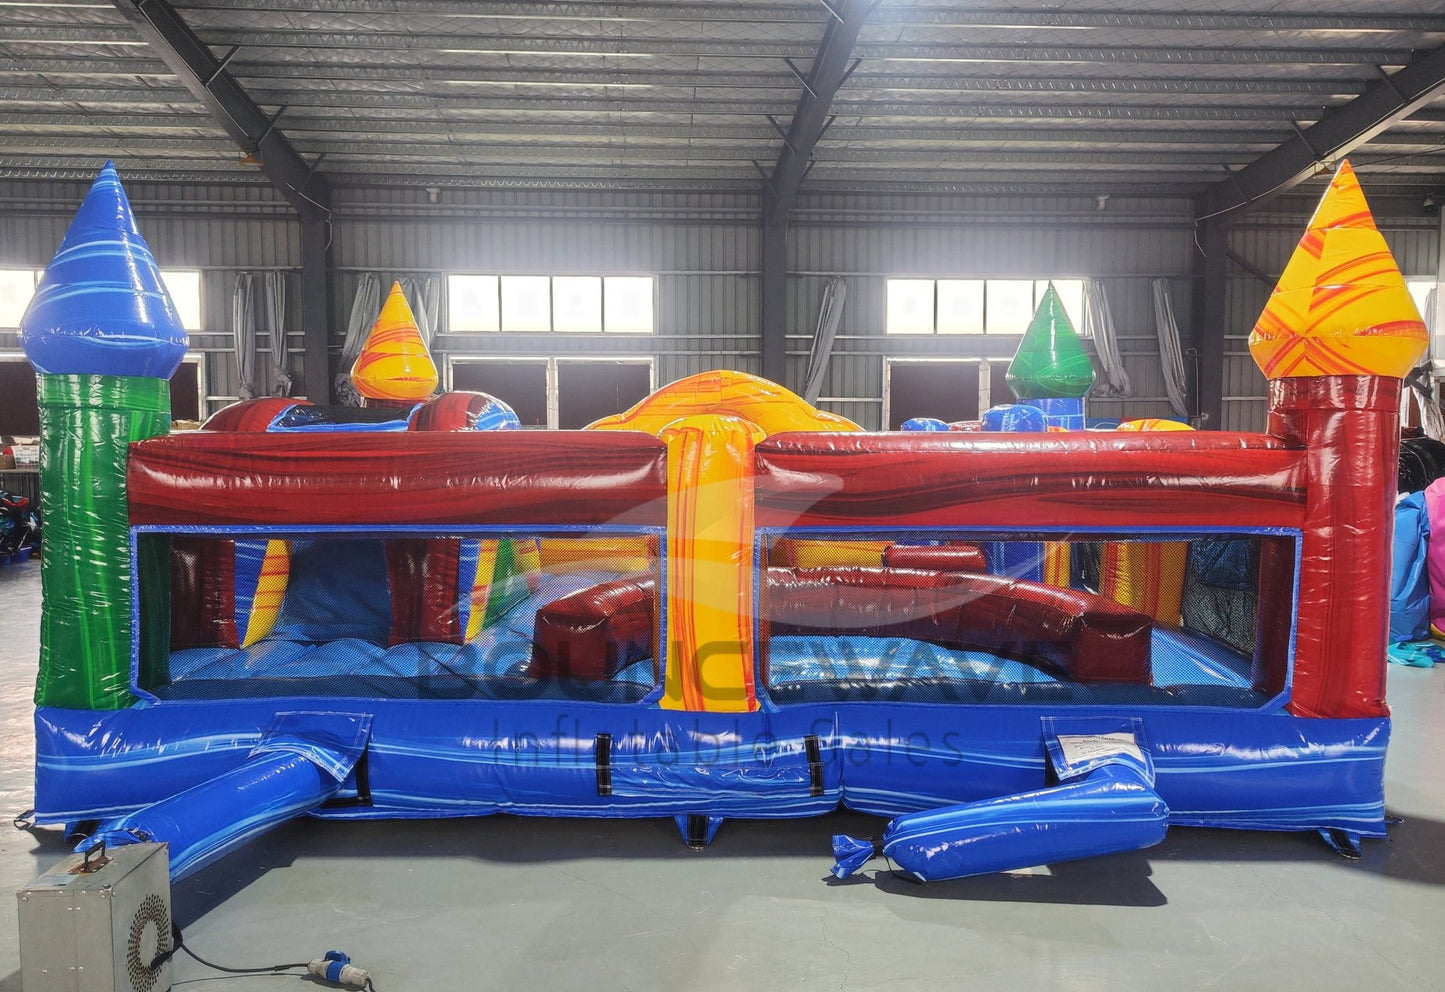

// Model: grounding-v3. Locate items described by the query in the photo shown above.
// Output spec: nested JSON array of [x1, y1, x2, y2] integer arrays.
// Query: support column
[[299, 204, 333, 403], [761, 212, 788, 386], [1196, 216, 1228, 429]]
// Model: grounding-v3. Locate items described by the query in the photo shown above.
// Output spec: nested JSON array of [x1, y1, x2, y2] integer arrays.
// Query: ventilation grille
[[125, 892, 171, 992]]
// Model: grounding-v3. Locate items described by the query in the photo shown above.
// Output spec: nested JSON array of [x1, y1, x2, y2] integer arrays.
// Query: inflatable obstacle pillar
[[18, 163, 187, 709]]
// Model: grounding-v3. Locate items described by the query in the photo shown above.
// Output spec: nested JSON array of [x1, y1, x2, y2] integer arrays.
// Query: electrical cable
[[160, 923, 308, 975], [158, 924, 378, 989]]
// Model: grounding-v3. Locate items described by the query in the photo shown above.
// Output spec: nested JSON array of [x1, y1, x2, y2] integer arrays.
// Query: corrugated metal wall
[[789, 193, 1196, 427], [331, 186, 763, 395], [1, 179, 1436, 427]]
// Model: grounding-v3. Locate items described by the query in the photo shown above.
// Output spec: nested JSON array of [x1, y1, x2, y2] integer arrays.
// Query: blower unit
[[17, 842, 172, 992]]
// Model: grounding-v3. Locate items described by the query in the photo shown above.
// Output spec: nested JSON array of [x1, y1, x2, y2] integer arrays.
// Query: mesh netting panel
[[146, 535, 658, 703], [1180, 539, 1259, 656], [760, 536, 1271, 709]]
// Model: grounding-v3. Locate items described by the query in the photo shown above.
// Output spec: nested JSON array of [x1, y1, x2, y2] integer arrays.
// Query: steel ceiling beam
[[107, 1, 328, 215], [163, 0, 1445, 31], [762, 0, 872, 385], [0, 112, 1345, 147], [1200, 43, 1445, 218], [182, 140, 1276, 169], [13, 138, 1383, 172], [0, 24, 1420, 65], [0, 157, 1250, 196], [110, 0, 334, 402], [0, 85, 1341, 122], [0, 54, 1374, 97]]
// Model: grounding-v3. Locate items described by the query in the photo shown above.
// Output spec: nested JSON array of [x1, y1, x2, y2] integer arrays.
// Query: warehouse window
[[0, 266, 202, 330], [1406, 277, 1435, 317], [0, 269, 41, 328], [447, 274, 655, 333], [448, 357, 654, 429], [886, 278, 1085, 335], [160, 270, 203, 331]]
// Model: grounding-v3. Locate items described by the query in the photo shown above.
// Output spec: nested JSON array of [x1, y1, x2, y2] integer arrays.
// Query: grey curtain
[[802, 277, 846, 404], [1407, 287, 1444, 438], [336, 273, 382, 406], [1150, 278, 1190, 419], [232, 273, 257, 401], [263, 271, 291, 397], [400, 275, 442, 346], [1082, 279, 1130, 398]]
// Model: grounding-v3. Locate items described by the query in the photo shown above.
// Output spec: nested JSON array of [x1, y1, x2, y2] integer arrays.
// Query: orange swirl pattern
[[589, 372, 851, 711], [659, 415, 763, 712], [1249, 160, 1427, 381], [587, 369, 861, 434], [351, 281, 440, 401]]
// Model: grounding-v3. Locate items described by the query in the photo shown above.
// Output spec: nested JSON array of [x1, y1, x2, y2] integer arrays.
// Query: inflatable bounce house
[[17, 160, 1425, 886]]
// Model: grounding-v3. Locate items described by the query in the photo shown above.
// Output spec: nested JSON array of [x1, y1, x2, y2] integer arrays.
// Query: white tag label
[[1055, 731, 1142, 767]]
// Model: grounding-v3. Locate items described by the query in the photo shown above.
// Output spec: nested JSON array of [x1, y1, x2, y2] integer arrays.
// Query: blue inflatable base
[[34, 700, 1388, 842]]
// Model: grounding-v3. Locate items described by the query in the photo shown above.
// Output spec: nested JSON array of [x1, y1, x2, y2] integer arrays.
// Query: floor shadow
[[851, 850, 1170, 907]]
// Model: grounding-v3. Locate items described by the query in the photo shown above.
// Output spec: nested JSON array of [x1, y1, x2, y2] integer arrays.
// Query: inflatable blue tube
[[981, 403, 1047, 433], [83, 712, 370, 881], [833, 724, 1169, 882], [900, 417, 950, 432]]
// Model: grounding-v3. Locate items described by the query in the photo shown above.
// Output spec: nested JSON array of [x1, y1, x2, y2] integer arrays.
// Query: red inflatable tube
[[531, 574, 658, 681], [753, 432, 1305, 530], [882, 542, 987, 573], [201, 397, 308, 432], [127, 432, 669, 528], [762, 566, 1153, 685]]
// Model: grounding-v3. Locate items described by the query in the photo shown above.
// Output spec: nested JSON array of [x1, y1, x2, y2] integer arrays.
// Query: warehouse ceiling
[[3, 0, 1445, 203]]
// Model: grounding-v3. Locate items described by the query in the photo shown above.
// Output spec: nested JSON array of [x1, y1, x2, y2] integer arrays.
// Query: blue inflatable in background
[[901, 417, 950, 432], [981, 403, 1047, 433]]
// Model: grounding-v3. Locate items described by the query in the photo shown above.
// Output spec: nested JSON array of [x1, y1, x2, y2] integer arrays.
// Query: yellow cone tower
[[350, 281, 439, 403], [1248, 160, 1427, 380], [1250, 161, 1423, 721]]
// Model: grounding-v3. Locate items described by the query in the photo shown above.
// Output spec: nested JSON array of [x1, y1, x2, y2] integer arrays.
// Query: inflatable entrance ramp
[[832, 719, 1168, 882], [83, 712, 371, 881]]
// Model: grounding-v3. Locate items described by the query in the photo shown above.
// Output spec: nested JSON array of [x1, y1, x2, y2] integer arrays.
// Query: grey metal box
[[17, 842, 172, 992]]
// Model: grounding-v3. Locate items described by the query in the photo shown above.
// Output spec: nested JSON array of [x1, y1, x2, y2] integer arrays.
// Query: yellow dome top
[[585, 369, 860, 436], [350, 281, 439, 401], [1249, 160, 1427, 381]]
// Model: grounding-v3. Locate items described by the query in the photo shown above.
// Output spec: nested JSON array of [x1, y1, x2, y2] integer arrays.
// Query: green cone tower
[[1004, 282, 1095, 429]]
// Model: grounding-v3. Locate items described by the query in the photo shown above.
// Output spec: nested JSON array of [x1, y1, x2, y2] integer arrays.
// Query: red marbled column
[[1267, 375, 1400, 719]]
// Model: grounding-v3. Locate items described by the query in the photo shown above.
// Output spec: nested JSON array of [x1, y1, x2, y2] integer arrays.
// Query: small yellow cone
[[350, 281, 439, 401], [1249, 160, 1427, 381]]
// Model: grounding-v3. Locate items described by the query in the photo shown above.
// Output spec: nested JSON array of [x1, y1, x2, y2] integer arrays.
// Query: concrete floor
[[0, 562, 1441, 992]]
